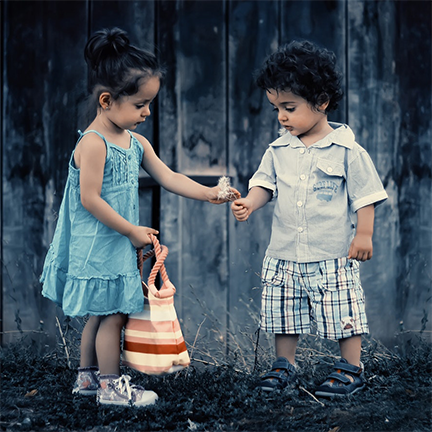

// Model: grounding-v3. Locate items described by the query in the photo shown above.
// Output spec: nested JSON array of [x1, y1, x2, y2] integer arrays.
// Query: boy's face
[[266, 89, 329, 141]]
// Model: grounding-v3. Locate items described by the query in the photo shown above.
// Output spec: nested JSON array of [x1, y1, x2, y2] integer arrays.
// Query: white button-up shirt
[[249, 123, 388, 263]]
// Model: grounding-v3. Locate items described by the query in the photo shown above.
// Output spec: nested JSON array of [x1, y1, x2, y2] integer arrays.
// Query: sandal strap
[[327, 371, 352, 384], [262, 371, 289, 381], [271, 357, 295, 373], [261, 357, 296, 383], [334, 361, 363, 375]]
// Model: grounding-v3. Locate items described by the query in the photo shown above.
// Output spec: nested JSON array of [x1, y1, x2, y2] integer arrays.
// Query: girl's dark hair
[[255, 40, 343, 113], [82, 27, 165, 123]]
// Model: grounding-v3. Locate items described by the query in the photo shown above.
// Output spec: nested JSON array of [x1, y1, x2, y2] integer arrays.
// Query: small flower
[[217, 176, 238, 201]]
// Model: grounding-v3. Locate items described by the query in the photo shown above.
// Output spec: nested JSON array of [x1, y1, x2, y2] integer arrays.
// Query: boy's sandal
[[257, 357, 296, 392], [315, 358, 366, 397]]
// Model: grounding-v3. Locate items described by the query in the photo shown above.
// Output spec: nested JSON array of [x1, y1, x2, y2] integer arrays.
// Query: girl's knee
[[88, 315, 102, 325], [84, 315, 102, 332], [103, 313, 127, 329]]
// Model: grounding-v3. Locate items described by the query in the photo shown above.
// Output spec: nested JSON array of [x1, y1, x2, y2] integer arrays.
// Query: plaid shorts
[[260, 256, 369, 340]]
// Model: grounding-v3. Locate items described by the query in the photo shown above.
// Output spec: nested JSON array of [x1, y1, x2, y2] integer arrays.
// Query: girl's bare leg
[[80, 315, 102, 367], [95, 313, 128, 375]]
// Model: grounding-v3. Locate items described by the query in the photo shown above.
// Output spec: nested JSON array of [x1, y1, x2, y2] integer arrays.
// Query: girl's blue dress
[[41, 130, 145, 317]]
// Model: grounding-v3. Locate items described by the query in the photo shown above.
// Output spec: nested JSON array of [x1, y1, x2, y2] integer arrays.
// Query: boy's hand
[[348, 233, 373, 261], [231, 198, 252, 222], [128, 226, 159, 248]]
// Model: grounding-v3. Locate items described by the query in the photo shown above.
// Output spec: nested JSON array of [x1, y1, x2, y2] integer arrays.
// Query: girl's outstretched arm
[[231, 186, 272, 222], [75, 134, 158, 248], [136, 134, 239, 203]]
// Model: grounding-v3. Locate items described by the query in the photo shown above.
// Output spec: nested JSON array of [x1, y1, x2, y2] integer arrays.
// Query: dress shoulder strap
[[126, 130, 145, 160], [75, 130, 111, 159], [77, 129, 108, 144]]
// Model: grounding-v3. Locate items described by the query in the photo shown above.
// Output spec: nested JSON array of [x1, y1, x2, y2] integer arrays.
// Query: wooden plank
[[347, 0, 431, 343], [280, 0, 347, 123], [90, 0, 156, 143], [227, 0, 280, 361], [175, 0, 227, 176], [2, 0, 87, 345], [393, 0, 431, 339], [178, 0, 228, 358], [347, 0, 401, 345], [359, 0, 430, 342], [154, 0, 182, 325], [157, 0, 228, 360]]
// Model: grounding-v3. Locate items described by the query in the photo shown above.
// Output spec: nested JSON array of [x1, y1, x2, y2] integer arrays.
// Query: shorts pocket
[[261, 256, 287, 287], [318, 258, 358, 292]]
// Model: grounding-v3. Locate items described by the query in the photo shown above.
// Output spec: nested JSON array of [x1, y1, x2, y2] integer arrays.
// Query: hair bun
[[84, 27, 130, 70], [105, 28, 130, 54]]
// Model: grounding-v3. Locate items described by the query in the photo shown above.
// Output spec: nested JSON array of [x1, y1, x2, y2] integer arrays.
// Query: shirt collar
[[269, 122, 355, 149]]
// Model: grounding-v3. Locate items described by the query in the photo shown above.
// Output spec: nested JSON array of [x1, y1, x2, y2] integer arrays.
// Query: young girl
[[41, 27, 239, 407]]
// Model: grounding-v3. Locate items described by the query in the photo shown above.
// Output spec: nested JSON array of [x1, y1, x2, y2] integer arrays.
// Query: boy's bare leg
[[339, 335, 362, 367], [275, 334, 299, 365]]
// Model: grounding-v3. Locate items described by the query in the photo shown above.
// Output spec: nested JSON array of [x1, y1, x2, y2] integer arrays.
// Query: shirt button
[[299, 148, 305, 154], [128, 155, 132, 160], [300, 174, 306, 180], [297, 201, 303, 207], [327, 167, 333, 173], [297, 227, 303, 233]]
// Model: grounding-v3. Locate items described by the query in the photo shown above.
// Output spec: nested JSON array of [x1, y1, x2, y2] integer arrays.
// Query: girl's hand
[[231, 198, 252, 222], [348, 233, 373, 261], [128, 226, 159, 248], [208, 186, 241, 204]]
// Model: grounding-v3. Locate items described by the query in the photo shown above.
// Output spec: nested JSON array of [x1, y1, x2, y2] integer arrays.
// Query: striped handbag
[[122, 234, 190, 375]]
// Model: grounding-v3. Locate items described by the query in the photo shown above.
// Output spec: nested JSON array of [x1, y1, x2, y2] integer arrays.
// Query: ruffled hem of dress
[[41, 263, 144, 318]]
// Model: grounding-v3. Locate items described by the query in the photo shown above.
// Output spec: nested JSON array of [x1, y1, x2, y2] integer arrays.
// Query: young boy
[[232, 40, 388, 397]]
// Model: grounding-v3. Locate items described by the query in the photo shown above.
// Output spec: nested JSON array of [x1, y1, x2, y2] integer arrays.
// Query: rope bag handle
[[136, 234, 176, 299]]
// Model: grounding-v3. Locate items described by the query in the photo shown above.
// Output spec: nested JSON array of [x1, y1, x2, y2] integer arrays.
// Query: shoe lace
[[117, 375, 133, 401]]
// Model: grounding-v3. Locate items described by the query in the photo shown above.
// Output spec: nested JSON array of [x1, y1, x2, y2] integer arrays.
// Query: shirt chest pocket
[[316, 158, 346, 179], [313, 159, 345, 202]]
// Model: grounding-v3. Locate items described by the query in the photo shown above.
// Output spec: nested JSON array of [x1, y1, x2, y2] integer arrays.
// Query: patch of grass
[[1, 328, 431, 431]]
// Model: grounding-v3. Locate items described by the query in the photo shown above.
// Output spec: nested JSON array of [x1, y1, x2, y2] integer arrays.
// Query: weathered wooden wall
[[2, 1, 431, 360]]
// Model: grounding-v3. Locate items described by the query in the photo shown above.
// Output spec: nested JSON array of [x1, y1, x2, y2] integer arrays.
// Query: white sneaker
[[72, 366, 100, 396], [97, 374, 158, 407]]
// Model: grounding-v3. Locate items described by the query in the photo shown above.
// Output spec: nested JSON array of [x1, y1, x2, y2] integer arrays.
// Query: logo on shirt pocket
[[314, 158, 345, 202], [313, 181, 339, 202]]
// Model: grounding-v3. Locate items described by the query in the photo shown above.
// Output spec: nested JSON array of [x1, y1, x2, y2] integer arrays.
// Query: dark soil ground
[[1, 334, 431, 432]]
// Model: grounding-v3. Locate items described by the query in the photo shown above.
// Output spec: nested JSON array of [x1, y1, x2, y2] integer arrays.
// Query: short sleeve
[[346, 147, 388, 212], [248, 148, 277, 197]]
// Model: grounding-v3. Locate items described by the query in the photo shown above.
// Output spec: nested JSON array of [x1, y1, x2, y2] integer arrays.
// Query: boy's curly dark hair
[[255, 40, 343, 113]]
